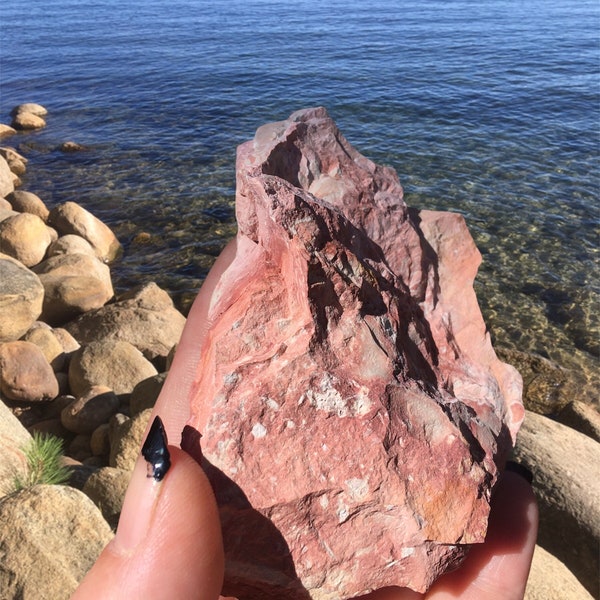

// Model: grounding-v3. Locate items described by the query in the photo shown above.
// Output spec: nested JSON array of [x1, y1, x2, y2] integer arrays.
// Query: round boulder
[[11, 103, 48, 117], [46, 234, 96, 258], [0, 341, 59, 402], [11, 111, 46, 131], [0, 254, 44, 342], [69, 340, 158, 397], [61, 386, 120, 434], [48, 201, 122, 263], [0, 484, 113, 598], [0, 124, 17, 139], [5, 190, 48, 221], [109, 408, 152, 471], [21, 324, 66, 371], [0, 212, 53, 267], [0, 147, 28, 177], [82, 466, 131, 529]]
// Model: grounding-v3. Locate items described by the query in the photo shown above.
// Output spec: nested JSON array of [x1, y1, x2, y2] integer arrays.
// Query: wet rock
[[183, 108, 523, 597], [61, 386, 120, 434], [0, 484, 113, 599], [68, 339, 158, 397], [11, 111, 47, 131], [5, 189, 49, 221], [65, 282, 186, 363], [0, 400, 32, 497], [82, 466, 130, 529], [0, 124, 17, 139], [0, 155, 15, 197], [0, 212, 53, 267], [59, 141, 86, 152], [109, 408, 152, 471], [525, 545, 595, 600], [48, 201, 122, 263], [512, 410, 600, 597], [0, 253, 44, 342], [0, 340, 59, 402], [11, 103, 48, 117]]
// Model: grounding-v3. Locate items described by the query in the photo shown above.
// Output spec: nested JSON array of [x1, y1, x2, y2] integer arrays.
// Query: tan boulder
[[48, 201, 122, 263], [557, 400, 600, 443], [61, 386, 120, 434], [21, 324, 67, 371], [52, 327, 80, 355], [5, 189, 49, 221], [0, 484, 113, 599], [0, 124, 17, 139], [46, 234, 96, 257], [0, 212, 53, 267], [0, 198, 12, 211], [11, 103, 48, 117], [525, 545, 594, 600], [0, 155, 14, 198], [0, 341, 59, 402], [0, 253, 44, 342], [513, 410, 600, 596], [32, 252, 114, 325], [90, 423, 110, 456], [0, 147, 28, 176], [69, 339, 158, 397], [109, 408, 152, 471], [11, 111, 46, 131], [0, 400, 32, 497], [66, 282, 186, 363], [82, 466, 131, 529], [130, 372, 167, 416]]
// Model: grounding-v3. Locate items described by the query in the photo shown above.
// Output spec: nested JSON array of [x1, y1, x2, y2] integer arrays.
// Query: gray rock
[[61, 386, 120, 434], [513, 410, 600, 597], [0, 484, 113, 599], [68, 339, 158, 397], [0, 253, 44, 342]]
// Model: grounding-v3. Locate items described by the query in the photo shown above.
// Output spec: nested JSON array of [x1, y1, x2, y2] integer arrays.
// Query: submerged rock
[[181, 108, 523, 597]]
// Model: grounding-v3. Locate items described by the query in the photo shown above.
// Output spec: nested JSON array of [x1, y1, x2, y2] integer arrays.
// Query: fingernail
[[505, 460, 534, 484], [112, 416, 171, 555]]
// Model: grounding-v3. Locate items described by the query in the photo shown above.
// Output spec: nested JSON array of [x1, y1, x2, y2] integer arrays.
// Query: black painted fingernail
[[505, 460, 533, 484], [142, 416, 171, 481]]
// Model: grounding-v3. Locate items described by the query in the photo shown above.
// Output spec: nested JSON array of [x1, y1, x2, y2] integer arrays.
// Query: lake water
[[1, 0, 598, 404]]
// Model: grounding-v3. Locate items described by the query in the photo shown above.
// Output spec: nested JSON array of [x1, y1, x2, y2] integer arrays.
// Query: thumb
[[73, 421, 224, 599]]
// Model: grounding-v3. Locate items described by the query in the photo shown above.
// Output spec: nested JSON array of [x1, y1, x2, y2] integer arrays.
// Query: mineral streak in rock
[[182, 107, 523, 599]]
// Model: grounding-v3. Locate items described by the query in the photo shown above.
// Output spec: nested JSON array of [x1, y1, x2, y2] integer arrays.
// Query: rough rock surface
[[512, 409, 600, 597], [0, 156, 15, 198], [0, 253, 44, 342], [5, 190, 48, 221], [0, 484, 113, 599], [0, 340, 59, 402], [82, 466, 130, 529], [48, 201, 122, 263], [181, 108, 523, 598], [68, 339, 158, 397], [65, 282, 186, 363], [0, 400, 32, 497], [108, 408, 153, 471], [61, 385, 120, 434], [524, 544, 595, 600]]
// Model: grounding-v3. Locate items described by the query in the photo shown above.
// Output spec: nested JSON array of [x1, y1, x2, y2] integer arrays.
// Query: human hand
[[73, 240, 538, 599]]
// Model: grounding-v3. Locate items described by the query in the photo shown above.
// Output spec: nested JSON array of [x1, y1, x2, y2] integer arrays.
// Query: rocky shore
[[0, 105, 598, 599]]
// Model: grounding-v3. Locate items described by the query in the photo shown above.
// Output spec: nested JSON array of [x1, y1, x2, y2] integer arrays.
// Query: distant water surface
[[1, 0, 598, 403]]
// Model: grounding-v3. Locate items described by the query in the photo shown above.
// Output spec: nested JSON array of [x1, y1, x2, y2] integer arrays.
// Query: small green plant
[[13, 432, 71, 491]]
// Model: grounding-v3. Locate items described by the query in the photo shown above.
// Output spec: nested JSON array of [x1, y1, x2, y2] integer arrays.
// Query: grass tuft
[[13, 432, 71, 491]]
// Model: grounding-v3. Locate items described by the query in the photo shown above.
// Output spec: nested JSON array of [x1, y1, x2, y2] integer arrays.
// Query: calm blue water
[[1, 0, 599, 401]]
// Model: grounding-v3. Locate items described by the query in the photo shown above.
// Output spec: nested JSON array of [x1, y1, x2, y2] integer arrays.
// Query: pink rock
[[182, 107, 523, 598]]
